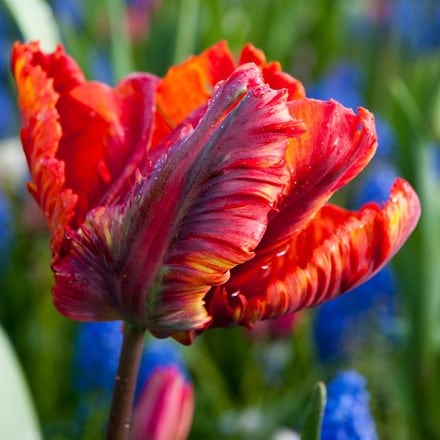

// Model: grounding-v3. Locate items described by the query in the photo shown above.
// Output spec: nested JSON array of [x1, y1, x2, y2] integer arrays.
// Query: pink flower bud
[[132, 367, 194, 440]]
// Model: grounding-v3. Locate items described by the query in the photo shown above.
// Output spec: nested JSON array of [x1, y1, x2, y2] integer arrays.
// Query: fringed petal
[[57, 74, 159, 221], [11, 42, 159, 256], [11, 42, 83, 253], [154, 41, 236, 142], [259, 99, 378, 254], [52, 64, 303, 333], [204, 178, 421, 328], [239, 44, 306, 100]]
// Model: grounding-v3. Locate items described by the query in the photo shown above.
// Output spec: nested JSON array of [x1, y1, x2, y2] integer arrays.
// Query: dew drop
[[276, 249, 288, 257], [260, 264, 270, 270], [252, 87, 266, 98], [97, 160, 111, 184]]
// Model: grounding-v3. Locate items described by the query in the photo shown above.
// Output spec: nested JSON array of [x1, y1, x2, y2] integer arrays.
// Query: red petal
[[11, 42, 158, 254], [239, 44, 306, 100], [57, 74, 158, 222], [153, 42, 305, 147], [153, 41, 235, 142], [11, 42, 83, 253], [259, 99, 378, 255], [52, 64, 303, 334], [205, 178, 421, 327]]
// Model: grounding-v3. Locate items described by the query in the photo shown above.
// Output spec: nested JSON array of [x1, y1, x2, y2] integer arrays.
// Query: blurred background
[[0, 0, 439, 439]]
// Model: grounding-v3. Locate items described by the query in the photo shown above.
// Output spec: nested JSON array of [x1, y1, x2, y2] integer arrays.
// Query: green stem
[[106, 324, 146, 440]]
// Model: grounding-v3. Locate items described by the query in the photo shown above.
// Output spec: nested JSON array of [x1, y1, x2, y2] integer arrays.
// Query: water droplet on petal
[[97, 160, 111, 184], [276, 248, 288, 257]]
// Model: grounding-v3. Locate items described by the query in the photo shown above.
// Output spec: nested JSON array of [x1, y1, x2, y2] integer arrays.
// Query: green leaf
[[301, 381, 327, 440], [2, 0, 61, 50], [0, 325, 42, 439]]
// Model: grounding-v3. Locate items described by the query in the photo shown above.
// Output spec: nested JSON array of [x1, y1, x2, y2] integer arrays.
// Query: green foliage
[[2, 0, 60, 50], [301, 382, 326, 440], [0, 325, 41, 439]]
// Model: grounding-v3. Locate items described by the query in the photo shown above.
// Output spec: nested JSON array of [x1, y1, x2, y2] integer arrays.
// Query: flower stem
[[106, 324, 146, 440]]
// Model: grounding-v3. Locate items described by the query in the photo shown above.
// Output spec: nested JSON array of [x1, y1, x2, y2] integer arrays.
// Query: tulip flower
[[11, 40, 420, 438], [11, 40, 420, 341], [132, 366, 194, 440]]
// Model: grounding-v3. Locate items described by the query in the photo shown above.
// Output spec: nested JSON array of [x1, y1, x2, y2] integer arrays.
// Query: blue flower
[[313, 265, 398, 363], [73, 322, 189, 436], [88, 49, 114, 85], [73, 321, 187, 400], [0, 85, 19, 139], [349, 162, 400, 210], [373, 116, 396, 161], [321, 370, 378, 440], [308, 63, 363, 110], [73, 321, 123, 397], [346, 0, 440, 54], [0, 189, 12, 276], [48, 0, 84, 29], [136, 338, 188, 400], [391, 0, 440, 53]]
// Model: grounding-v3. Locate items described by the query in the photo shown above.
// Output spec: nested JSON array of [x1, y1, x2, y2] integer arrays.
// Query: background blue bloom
[[0, 189, 12, 276], [313, 265, 398, 363], [73, 321, 188, 435], [0, 3, 20, 139], [136, 338, 189, 399], [321, 370, 378, 440], [314, 155, 401, 363], [373, 116, 396, 161], [391, 0, 440, 53], [88, 49, 114, 85], [308, 62, 363, 110], [73, 321, 123, 397], [74, 322, 187, 397], [0, 85, 19, 139], [349, 162, 399, 209], [48, 0, 84, 30]]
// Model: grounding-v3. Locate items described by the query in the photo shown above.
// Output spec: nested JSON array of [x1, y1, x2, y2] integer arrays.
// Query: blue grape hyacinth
[[0, 189, 12, 276], [74, 321, 123, 397], [314, 159, 401, 362], [391, 0, 440, 53], [321, 370, 378, 440], [136, 338, 188, 399], [48, 0, 84, 30], [308, 62, 363, 110], [313, 265, 398, 363], [309, 63, 395, 161], [73, 321, 189, 436], [350, 162, 399, 209], [74, 321, 187, 400]]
